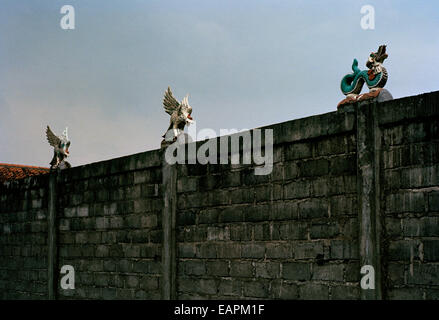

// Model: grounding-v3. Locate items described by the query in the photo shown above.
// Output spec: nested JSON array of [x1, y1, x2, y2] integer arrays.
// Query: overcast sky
[[1, 0, 438, 167]]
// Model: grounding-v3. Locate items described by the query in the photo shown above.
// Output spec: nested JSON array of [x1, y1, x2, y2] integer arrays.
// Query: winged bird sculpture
[[161, 86, 194, 147], [46, 126, 71, 170]]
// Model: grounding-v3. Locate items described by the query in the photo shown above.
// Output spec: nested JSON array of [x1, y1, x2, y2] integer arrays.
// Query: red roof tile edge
[[0, 163, 50, 183]]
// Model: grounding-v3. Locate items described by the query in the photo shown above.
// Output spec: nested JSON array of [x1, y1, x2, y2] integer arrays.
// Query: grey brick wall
[[56, 150, 163, 300], [176, 110, 359, 300], [0, 175, 49, 299], [0, 90, 438, 300], [379, 92, 439, 299]]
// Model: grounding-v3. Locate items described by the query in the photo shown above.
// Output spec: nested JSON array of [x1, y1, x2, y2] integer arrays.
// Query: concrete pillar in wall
[[161, 152, 177, 299], [47, 171, 58, 300], [356, 100, 383, 300]]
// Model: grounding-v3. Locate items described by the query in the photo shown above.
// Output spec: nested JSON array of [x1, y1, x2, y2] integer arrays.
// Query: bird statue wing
[[46, 126, 61, 147], [163, 86, 180, 115]]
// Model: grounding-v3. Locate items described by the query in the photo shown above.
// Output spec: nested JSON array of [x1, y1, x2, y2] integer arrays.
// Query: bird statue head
[[60, 127, 70, 155], [180, 94, 193, 125]]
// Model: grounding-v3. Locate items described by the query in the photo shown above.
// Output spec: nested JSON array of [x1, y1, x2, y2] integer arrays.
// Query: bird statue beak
[[187, 115, 193, 120]]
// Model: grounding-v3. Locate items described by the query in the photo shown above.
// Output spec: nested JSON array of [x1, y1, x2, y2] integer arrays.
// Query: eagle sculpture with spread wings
[[46, 126, 71, 170], [161, 86, 194, 147]]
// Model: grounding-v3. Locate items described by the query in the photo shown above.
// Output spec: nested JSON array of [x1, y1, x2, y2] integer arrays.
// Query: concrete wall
[[0, 90, 438, 300], [175, 110, 358, 299], [1, 151, 164, 300], [0, 175, 49, 299], [55, 151, 163, 299], [379, 94, 439, 299]]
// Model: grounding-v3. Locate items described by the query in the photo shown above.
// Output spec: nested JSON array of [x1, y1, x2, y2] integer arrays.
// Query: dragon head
[[366, 45, 388, 69]]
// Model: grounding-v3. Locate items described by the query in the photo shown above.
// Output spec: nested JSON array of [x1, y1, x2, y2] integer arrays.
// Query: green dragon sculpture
[[338, 45, 389, 107]]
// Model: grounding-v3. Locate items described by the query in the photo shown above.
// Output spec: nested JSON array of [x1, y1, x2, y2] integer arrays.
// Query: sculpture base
[[337, 88, 393, 109], [160, 139, 173, 148], [160, 133, 193, 148], [50, 160, 71, 171]]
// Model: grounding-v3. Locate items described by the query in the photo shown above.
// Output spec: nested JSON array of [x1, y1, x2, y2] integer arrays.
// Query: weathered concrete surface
[[161, 152, 177, 300], [0, 90, 438, 300], [48, 172, 58, 300], [356, 100, 382, 299]]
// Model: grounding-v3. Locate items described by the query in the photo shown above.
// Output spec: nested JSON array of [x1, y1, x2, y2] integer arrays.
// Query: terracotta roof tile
[[0, 163, 50, 183]]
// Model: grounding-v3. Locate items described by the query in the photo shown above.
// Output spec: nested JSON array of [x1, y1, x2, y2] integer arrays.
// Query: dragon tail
[[351, 59, 360, 75]]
